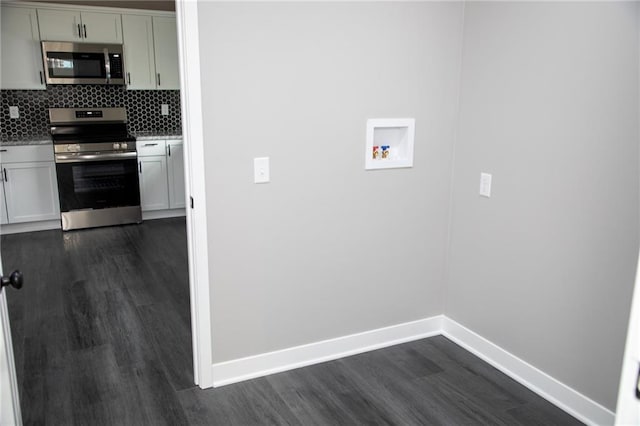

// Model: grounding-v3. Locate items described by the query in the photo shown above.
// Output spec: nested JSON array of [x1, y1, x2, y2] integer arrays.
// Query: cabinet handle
[[144, 143, 158, 147], [157, 73, 161, 86], [139, 162, 142, 174], [3, 169, 7, 182], [77, 24, 81, 38], [0, 149, 7, 152], [167, 145, 171, 156], [127, 72, 131, 85], [39, 71, 44, 85], [83, 24, 87, 38]]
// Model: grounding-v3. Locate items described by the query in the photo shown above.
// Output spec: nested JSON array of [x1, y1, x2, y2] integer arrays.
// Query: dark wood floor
[[2, 218, 582, 425]]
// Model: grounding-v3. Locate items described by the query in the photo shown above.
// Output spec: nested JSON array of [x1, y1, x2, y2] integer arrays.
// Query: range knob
[[113, 143, 121, 150], [66, 144, 80, 152], [121, 142, 128, 149]]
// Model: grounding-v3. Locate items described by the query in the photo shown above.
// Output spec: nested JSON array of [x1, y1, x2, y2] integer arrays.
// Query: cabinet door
[[0, 183, 8, 225], [80, 12, 122, 44], [1, 6, 45, 90], [122, 15, 156, 89], [167, 141, 185, 209], [152, 16, 180, 90], [3, 162, 60, 223], [139, 156, 169, 211], [37, 9, 82, 42]]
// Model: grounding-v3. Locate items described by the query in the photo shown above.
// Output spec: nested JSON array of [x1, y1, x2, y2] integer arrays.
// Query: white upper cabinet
[[0, 6, 46, 90], [152, 16, 179, 90], [123, 15, 179, 91], [38, 9, 122, 43], [79, 12, 122, 43], [37, 9, 81, 42], [122, 14, 156, 90]]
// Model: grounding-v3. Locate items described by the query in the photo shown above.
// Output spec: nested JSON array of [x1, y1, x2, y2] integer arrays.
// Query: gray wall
[[197, 2, 464, 362], [446, 2, 639, 410], [195, 0, 639, 411]]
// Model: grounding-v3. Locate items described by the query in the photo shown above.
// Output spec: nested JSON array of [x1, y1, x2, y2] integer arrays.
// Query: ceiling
[[22, 0, 175, 11]]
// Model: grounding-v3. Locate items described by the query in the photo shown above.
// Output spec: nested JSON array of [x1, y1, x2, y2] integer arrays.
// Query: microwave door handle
[[104, 48, 111, 84]]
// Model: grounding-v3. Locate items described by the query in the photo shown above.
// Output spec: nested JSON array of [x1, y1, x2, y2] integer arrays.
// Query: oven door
[[55, 152, 140, 212]]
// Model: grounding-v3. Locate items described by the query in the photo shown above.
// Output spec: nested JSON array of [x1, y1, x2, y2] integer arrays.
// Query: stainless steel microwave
[[41, 41, 125, 85]]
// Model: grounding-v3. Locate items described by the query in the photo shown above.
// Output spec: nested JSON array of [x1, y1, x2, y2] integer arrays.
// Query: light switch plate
[[161, 104, 169, 116], [480, 172, 492, 197], [9, 106, 19, 119], [254, 157, 270, 184]]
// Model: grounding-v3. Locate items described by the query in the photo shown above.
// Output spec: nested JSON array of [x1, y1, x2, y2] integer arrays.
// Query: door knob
[[1, 270, 23, 290]]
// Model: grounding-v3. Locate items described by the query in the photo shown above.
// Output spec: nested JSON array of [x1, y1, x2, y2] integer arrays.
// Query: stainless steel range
[[49, 107, 141, 231]]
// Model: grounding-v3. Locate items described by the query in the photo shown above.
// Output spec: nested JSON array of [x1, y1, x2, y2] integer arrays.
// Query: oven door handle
[[55, 152, 137, 163]]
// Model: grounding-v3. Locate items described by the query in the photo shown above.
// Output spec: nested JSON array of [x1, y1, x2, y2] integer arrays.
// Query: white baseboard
[[211, 315, 614, 426], [441, 317, 614, 426], [0, 220, 61, 235], [142, 209, 186, 221], [212, 315, 444, 387]]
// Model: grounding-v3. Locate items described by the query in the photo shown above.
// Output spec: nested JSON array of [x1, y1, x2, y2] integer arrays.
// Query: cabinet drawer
[[0, 145, 54, 163], [136, 140, 166, 157]]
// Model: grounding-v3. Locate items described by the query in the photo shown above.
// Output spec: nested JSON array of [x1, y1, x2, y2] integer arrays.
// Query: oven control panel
[[75, 110, 103, 119], [54, 142, 137, 155]]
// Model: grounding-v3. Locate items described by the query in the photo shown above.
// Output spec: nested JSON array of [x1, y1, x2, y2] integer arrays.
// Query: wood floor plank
[[103, 288, 157, 368], [178, 378, 299, 426], [425, 336, 544, 405], [137, 301, 194, 392], [507, 400, 585, 426], [411, 338, 529, 413], [68, 344, 147, 426], [63, 279, 109, 351], [120, 361, 191, 426]]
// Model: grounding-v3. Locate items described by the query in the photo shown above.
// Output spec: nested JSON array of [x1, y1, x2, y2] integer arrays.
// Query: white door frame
[[615, 4, 640, 421], [176, 0, 213, 388], [615, 249, 640, 424], [0, 256, 23, 425]]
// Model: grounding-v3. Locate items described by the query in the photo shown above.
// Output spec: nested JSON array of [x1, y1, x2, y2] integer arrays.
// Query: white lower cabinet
[[0, 183, 8, 225], [3, 162, 59, 223], [137, 138, 185, 213], [0, 149, 60, 224], [138, 155, 169, 211], [166, 140, 185, 209]]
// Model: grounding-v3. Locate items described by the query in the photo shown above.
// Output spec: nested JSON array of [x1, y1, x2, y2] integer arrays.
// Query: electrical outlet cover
[[254, 157, 270, 183], [480, 172, 492, 197], [161, 104, 169, 116], [9, 106, 19, 119]]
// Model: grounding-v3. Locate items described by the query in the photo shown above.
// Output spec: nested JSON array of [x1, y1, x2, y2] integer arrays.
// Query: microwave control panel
[[109, 54, 124, 79]]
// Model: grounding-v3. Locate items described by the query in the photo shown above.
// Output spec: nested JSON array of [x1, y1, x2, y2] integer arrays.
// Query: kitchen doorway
[[0, 0, 213, 422]]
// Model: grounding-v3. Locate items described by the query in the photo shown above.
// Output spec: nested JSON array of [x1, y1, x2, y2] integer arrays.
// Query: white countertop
[[0, 138, 52, 146]]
